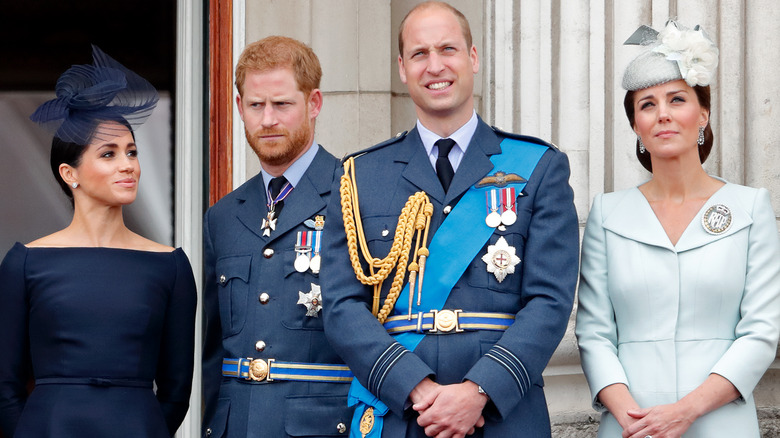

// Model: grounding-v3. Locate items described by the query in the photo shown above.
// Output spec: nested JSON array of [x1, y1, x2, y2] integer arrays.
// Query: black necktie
[[268, 176, 288, 217], [435, 138, 456, 192]]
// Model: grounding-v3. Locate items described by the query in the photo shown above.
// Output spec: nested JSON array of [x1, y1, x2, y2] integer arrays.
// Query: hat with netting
[[30, 45, 159, 145], [622, 20, 718, 91]]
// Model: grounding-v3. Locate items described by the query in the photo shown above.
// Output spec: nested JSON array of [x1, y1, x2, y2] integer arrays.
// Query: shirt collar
[[261, 140, 319, 192], [417, 111, 478, 157]]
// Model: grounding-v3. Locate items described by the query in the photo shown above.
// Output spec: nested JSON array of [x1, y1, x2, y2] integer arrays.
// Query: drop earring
[[697, 126, 705, 146], [638, 136, 645, 154]]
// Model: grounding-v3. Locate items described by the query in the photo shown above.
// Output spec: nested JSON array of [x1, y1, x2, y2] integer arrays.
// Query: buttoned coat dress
[[202, 147, 353, 438], [321, 118, 580, 437], [576, 183, 780, 437]]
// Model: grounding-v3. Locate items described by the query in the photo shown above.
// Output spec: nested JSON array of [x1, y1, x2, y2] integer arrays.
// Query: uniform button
[[381, 229, 389, 237], [206, 428, 212, 436], [263, 248, 274, 258], [259, 293, 270, 304], [337, 422, 347, 434], [443, 205, 452, 214], [255, 340, 266, 352], [219, 274, 226, 284]]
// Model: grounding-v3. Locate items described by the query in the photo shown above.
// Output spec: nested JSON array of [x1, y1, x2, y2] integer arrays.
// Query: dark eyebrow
[[637, 87, 689, 103], [96, 142, 137, 151], [636, 93, 654, 103]]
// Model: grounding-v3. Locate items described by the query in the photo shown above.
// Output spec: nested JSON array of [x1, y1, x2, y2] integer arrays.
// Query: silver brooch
[[701, 204, 732, 235]]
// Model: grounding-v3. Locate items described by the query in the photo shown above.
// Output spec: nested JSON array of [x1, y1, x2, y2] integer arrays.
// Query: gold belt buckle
[[247, 358, 275, 382], [430, 309, 463, 333]]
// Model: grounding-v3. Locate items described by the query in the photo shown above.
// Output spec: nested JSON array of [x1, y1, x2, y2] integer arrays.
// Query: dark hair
[[50, 136, 87, 199], [50, 118, 136, 200], [623, 85, 713, 173]]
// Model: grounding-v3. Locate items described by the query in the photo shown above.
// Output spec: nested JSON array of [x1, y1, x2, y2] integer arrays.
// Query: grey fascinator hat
[[30, 45, 159, 145], [622, 20, 719, 91]]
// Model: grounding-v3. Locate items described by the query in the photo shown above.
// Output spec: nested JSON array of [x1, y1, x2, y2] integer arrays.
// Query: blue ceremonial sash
[[348, 138, 548, 437]]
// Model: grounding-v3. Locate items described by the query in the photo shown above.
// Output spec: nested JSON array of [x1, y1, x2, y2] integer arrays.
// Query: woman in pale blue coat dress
[[576, 21, 780, 438]]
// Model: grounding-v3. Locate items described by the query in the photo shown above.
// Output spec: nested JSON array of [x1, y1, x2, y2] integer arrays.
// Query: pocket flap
[[284, 394, 352, 436], [215, 255, 252, 284], [204, 398, 230, 438]]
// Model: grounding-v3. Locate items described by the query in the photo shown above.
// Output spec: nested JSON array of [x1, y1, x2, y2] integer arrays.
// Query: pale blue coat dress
[[576, 182, 780, 437]]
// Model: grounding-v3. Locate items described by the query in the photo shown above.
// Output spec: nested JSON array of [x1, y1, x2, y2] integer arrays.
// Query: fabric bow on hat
[[30, 45, 159, 145]]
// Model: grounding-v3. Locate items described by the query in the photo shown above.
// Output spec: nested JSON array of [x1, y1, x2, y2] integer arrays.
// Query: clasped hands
[[619, 402, 696, 438], [409, 377, 488, 438]]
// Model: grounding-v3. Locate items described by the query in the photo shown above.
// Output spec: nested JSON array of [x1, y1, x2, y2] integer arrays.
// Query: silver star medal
[[261, 211, 277, 237], [481, 236, 521, 283], [298, 283, 323, 317]]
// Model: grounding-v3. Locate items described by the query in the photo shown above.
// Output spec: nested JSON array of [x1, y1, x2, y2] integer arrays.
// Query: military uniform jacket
[[321, 118, 579, 437], [576, 183, 780, 437], [202, 147, 353, 438]]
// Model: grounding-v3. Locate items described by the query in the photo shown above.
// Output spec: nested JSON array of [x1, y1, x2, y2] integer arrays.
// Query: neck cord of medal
[[340, 156, 434, 324]]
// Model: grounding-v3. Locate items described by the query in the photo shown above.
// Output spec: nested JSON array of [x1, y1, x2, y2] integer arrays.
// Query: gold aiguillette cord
[[340, 157, 433, 323]]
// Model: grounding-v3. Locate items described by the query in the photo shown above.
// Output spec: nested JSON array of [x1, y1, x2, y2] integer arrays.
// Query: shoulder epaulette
[[490, 126, 559, 150], [342, 131, 409, 162]]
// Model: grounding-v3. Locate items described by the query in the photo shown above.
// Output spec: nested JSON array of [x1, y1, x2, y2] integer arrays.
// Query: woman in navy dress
[[0, 46, 197, 437]]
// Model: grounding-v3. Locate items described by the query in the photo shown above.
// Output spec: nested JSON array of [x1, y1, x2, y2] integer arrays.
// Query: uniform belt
[[383, 310, 515, 334], [222, 358, 353, 383], [35, 377, 153, 388]]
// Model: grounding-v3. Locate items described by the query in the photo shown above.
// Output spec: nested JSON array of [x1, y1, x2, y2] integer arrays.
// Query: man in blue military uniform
[[202, 36, 353, 437], [321, 2, 579, 437]]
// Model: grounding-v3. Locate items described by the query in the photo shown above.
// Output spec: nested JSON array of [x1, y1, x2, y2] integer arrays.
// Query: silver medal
[[309, 254, 321, 274], [485, 211, 502, 228], [500, 209, 517, 226], [294, 253, 310, 272]]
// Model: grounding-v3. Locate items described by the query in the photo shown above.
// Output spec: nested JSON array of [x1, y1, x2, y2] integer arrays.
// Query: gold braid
[[340, 156, 433, 323]]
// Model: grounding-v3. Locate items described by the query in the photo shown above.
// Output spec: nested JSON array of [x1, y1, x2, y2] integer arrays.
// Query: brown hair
[[398, 1, 473, 57], [235, 36, 322, 96], [623, 85, 713, 173]]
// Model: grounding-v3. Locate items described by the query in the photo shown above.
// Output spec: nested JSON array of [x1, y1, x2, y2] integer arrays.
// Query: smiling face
[[237, 67, 322, 176], [61, 121, 140, 207], [632, 79, 709, 162], [398, 5, 479, 132]]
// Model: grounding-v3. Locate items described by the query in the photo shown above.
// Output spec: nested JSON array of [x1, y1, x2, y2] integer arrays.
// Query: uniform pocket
[[284, 394, 353, 436], [204, 398, 230, 438], [215, 255, 252, 337]]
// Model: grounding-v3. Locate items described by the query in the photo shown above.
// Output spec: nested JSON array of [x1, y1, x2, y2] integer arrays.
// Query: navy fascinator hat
[[30, 45, 159, 145]]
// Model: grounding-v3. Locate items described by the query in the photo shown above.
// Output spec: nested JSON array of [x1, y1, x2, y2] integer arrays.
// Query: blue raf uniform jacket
[[321, 118, 579, 437], [202, 146, 353, 437]]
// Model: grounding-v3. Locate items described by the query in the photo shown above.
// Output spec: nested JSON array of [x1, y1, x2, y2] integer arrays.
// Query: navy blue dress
[[0, 243, 197, 437]]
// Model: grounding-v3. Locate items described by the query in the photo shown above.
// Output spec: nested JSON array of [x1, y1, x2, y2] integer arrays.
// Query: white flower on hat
[[652, 21, 719, 87]]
